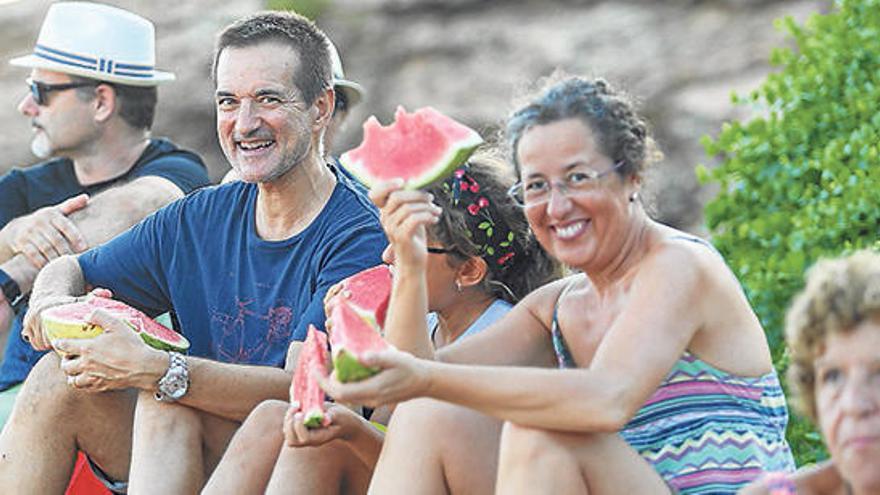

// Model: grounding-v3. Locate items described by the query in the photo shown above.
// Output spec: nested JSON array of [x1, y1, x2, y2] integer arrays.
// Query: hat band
[[34, 44, 155, 79]]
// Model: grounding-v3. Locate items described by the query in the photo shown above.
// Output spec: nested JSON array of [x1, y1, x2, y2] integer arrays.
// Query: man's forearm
[[2, 254, 40, 295], [30, 255, 87, 303], [69, 177, 182, 248], [166, 357, 290, 422]]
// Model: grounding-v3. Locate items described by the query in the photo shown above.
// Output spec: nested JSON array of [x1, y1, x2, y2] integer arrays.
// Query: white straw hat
[[9, 2, 174, 86], [327, 39, 363, 107]]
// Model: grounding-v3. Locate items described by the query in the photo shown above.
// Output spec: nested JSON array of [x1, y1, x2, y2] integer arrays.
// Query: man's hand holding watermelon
[[21, 286, 112, 350], [54, 309, 167, 393]]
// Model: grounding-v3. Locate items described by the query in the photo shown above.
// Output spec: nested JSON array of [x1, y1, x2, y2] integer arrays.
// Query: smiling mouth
[[237, 140, 275, 152], [553, 220, 589, 240]]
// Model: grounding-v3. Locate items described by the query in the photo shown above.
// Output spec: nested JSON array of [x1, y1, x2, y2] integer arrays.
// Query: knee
[[499, 422, 571, 467], [389, 398, 468, 434], [14, 352, 78, 417], [134, 390, 201, 438], [242, 400, 287, 440]]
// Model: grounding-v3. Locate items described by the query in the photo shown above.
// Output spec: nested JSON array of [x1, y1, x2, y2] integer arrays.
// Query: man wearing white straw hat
[[0, 2, 209, 421], [0, 0, 208, 484], [0, 9, 385, 494]]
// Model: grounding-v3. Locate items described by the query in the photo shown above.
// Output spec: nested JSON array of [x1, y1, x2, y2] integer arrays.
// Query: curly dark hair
[[426, 152, 561, 303], [506, 75, 661, 180]]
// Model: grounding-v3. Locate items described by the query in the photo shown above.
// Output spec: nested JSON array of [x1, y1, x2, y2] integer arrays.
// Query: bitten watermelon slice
[[329, 301, 389, 383], [338, 264, 393, 330], [41, 295, 190, 353], [339, 106, 483, 189], [291, 325, 331, 428]]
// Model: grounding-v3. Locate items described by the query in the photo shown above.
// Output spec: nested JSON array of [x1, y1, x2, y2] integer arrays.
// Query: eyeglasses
[[26, 78, 100, 106], [426, 246, 457, 255], [507, 161, 624, 207]]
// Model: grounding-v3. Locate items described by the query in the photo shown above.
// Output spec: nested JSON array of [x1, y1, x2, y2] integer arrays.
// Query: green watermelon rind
[[345, 136, 482, 191], [303, 408, 326, 429], [333, 348, 381, 383], [139, 328, 190, 353]]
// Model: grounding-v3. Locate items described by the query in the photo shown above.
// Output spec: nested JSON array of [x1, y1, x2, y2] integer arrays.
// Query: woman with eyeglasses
[[202, 153, 558, 495], [319, 75, 796, 494]]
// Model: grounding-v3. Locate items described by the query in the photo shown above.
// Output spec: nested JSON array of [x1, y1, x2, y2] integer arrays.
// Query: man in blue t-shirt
[[0, 3, 210, 427], [0, 11, 386, 494]]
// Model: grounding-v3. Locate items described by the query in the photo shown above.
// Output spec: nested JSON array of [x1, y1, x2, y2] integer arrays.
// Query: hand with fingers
[[22, 286, 113, 351], [53, 308, 165, 393], [369, 180, 442, 272], [318, 347, 432, 409], [22, 293, 83, 351], [282, 402, 367, 448], [3, 194, 89, 268]]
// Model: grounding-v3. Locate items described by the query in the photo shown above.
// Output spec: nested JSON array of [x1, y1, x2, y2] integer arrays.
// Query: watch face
[[165, 372, 188, 399], [158, 354, 189, 401]]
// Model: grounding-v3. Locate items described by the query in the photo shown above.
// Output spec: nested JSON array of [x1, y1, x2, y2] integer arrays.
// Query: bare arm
[[1, 177, 185, 296], [53, 309, 291, 423], [324, 246, 708, 432], [68, 176, 184, 248]]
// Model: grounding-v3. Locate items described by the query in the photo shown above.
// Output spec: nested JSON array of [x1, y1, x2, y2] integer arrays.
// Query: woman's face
[[814, 317, 880, 492], [515, 118, 636, 270]]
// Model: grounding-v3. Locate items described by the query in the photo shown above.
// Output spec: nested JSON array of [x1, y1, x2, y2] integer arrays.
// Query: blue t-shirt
[[0, 139, 209, 390], [78, 171, 387, 366]]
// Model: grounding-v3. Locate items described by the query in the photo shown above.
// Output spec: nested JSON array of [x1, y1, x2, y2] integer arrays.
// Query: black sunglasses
[[27, 78, 100, 106], [426, 247, 457, 255]]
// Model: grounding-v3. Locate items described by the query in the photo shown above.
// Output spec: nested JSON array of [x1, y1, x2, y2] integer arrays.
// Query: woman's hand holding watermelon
[[283, 402, 364, 447], [369, 179, 441, 273], [54, 308, 166, 393], [319, 346, 433, 409]]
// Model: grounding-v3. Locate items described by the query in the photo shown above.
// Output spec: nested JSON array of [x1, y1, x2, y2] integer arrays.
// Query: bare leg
[[265, 439, 372, 495], [202, 400, 287, 495], [0, 352, 136, 493], [369, 398, 502, 495], [495, 423, 670, 495], [129, 390, 239, 494]]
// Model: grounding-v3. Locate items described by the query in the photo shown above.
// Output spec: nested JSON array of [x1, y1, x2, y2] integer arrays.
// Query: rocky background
[[0, 0, 828, 233]]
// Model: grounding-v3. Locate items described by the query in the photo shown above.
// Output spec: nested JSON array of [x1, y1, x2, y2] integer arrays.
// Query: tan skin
[[743, 319, 880, 495], [205, 224, 498, 495], [0, 69, 185, 339], [0, 41, 336, 494], [315, 118, 775, 494]]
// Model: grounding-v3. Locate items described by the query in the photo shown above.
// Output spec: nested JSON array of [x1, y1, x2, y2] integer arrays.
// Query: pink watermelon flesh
[[339, 265, 392, 330], [329, 301, 389, 383], [339, 106, 483, 189], [43, 295, 190, 352], [291, 325, 331, 428]]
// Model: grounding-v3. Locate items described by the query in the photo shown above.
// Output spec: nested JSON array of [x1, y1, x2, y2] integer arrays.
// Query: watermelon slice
[[41, 295, 190, 353], [329, 301, 389, 383], [339, 106, 483, 189], [290, 325, 331, 428], [337, 265, 393, 330]]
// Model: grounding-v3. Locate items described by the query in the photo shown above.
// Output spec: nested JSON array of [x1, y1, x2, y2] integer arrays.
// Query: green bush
[[700, 0, 880, 465], [266, 0, 330, 20]]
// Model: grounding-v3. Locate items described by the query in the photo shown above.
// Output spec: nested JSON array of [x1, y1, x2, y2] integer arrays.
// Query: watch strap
[[0, 268, 24, 311], [155, 351, 189, 402]]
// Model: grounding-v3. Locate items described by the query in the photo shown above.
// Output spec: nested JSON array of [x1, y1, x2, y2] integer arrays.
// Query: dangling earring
[[455, 280, 463, 293]]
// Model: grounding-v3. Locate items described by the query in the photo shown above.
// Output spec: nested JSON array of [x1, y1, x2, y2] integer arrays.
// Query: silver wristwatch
[[155, 351, 189, 402]]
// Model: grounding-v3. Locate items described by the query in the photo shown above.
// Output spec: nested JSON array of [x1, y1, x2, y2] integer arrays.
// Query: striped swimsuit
[[551, 243, 795, 493]]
